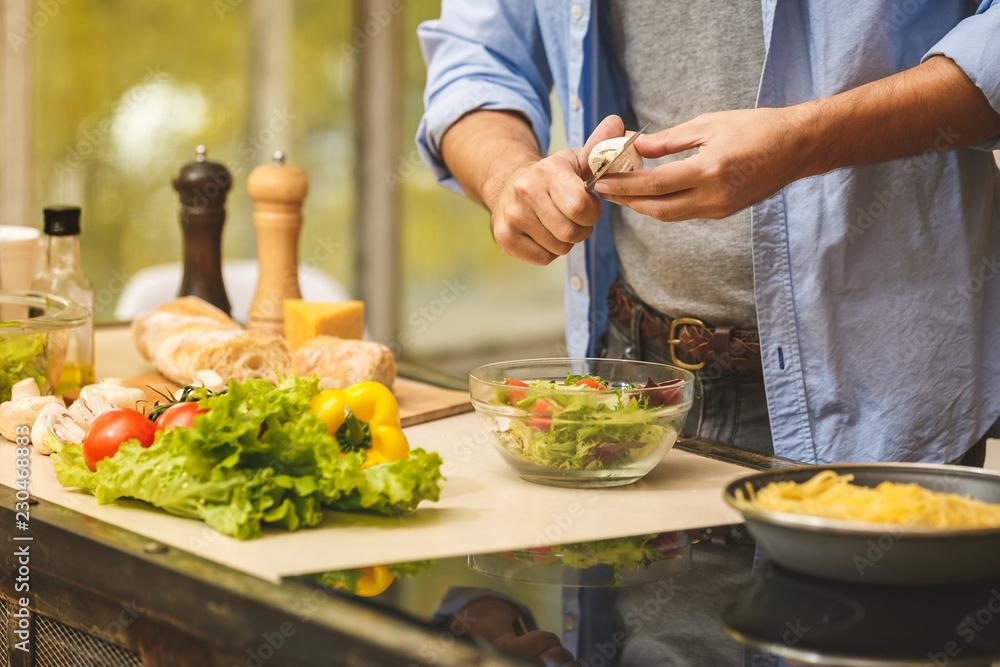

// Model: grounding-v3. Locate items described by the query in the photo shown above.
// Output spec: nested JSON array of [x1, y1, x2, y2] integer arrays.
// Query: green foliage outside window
[[23, 0, 564, 373]]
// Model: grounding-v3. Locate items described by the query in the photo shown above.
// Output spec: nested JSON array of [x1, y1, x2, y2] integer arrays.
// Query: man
[[416, 1, 1000, 466]]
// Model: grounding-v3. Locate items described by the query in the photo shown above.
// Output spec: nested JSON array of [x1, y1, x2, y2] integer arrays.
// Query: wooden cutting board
[[122, 374, 472, 427]]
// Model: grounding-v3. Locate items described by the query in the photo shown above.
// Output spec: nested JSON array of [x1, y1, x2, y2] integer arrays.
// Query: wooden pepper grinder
[[247, 150, 309, 332], [172, 145, 233, 315]]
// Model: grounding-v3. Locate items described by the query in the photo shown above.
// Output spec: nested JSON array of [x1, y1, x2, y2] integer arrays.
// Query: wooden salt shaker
[[172, 145, 233, 315], [247, 151, 309, 332]]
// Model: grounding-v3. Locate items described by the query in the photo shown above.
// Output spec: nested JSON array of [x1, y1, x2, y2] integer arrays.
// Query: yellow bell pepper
[[354, 566, 395, 597], [334, 565, 395, 597], [310, 381, 409, 469]]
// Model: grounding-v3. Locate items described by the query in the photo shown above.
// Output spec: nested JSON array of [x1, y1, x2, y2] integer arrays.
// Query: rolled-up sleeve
[[416, 1, 554, 193], [923, 0, 1000, 150]]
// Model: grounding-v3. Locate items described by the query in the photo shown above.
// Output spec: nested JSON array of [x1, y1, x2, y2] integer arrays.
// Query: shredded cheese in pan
[[735, 471, 1000, 529]]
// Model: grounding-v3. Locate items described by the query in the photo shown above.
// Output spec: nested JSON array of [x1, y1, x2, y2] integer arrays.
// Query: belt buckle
[[667, 317, 707, 370]]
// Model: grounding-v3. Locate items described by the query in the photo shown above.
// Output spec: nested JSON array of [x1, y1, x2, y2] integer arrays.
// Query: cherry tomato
[[527, 399, 554, 431], [155, 402, 207, 431], [574, 378, 607, 390], [82, 408, 158, 472], [504, 378, 529, 403]]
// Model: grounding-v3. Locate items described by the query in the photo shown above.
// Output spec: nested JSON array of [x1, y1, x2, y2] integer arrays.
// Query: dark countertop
[[281, 439, 1000, 667], [4, 433, 1000, 666]]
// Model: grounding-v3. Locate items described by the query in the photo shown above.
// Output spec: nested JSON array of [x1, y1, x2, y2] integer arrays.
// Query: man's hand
[[441, 111, 624, 266], [445, 598, 581, 667], [593, 107, 809, 222], [483, 115, 622, 264], [592, 56, 1000, 223]]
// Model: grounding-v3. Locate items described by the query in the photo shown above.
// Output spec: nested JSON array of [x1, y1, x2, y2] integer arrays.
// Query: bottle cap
[[43, 205, 82, 236]]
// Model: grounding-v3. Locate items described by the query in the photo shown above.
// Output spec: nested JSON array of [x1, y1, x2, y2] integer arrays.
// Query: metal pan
[[723, 464, 1000, 584]]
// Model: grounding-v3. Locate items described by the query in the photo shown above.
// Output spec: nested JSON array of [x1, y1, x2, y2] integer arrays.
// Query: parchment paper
[[0, 412, 747, 583]]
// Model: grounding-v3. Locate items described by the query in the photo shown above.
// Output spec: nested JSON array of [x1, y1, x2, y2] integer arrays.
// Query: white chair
[[114, 259, 350, 323]]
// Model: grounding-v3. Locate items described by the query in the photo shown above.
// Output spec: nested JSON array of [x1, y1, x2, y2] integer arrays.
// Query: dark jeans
[[598, 312, 774, 458]]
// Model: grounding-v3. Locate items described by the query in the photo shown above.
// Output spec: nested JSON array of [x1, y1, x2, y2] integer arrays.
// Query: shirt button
[[564, 614, 575, 631], [569, 94, 581, 111], [571, 4, 583, 20], [570, 275, 583, 291]]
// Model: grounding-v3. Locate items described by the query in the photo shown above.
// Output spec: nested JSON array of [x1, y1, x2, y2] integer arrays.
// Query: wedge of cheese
[[284, 299, 364, 351]]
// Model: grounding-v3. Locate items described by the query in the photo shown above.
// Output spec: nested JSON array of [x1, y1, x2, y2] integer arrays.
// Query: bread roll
[[131, 297, 241, 361], [291, 336, 396, 389]]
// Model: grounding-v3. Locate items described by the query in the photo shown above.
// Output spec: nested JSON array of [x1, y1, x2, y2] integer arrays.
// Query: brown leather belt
[[607, 279, 763, 378]]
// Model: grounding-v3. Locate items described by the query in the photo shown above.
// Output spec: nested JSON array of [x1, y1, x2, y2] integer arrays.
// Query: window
[[0, 0, 567, 379]]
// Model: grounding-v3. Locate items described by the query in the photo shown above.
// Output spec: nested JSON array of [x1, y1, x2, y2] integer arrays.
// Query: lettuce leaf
[[504, 394, 677, 470], [0, 332, 48, 401], [52, 375, 444, 539], [492, 374, 689, 471], [514, 535, 670, 585]]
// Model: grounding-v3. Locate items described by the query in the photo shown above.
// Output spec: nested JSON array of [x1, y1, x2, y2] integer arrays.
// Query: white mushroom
[[68, 380, 146, 428], [588, 136, 644, 176], [174, 370, 226, 399], [12, 378, 41, 400], [0, 378, 64, 441], [193, 369, 225, 393], [30, 402, 86, 455]]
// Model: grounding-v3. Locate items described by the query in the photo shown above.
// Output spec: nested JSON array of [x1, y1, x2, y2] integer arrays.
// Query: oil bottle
[[31, 205, 95, 393]]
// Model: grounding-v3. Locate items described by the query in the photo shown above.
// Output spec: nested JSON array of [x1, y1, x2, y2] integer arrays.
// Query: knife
[[584, 122, 651, 192]]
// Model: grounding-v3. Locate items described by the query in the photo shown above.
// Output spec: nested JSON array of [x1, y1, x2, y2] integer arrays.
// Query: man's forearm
[[799, 56, 1000, 178], [439, 110, 543, 210]]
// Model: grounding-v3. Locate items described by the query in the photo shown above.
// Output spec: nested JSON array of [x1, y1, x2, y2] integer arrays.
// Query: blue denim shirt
[[417, 0, 1000, 464]]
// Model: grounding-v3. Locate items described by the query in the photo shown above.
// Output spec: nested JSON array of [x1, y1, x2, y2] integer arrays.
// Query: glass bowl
[[469, 358, 694, 488], [0, 290, 90, 400]]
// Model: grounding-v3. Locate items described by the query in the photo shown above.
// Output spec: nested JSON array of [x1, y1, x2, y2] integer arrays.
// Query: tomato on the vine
[[82, 408, 158, 471], [155, 402, 207, 431]]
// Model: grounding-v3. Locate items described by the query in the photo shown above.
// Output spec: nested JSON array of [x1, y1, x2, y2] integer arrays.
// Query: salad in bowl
[[469, 358, 694, 487]]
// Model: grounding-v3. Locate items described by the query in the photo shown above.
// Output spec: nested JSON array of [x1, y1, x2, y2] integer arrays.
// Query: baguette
[[156, 329, 291, 386], [132, 297, 291, 385], [131, 296, 241, 361], [291, 336, 396, 389]]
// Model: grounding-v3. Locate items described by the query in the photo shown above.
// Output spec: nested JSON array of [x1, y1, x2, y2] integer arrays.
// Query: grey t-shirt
[[608, 0, 765, 327]]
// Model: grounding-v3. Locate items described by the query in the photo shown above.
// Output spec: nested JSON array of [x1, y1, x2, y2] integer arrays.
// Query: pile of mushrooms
[[0, 378, 145, 455]]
